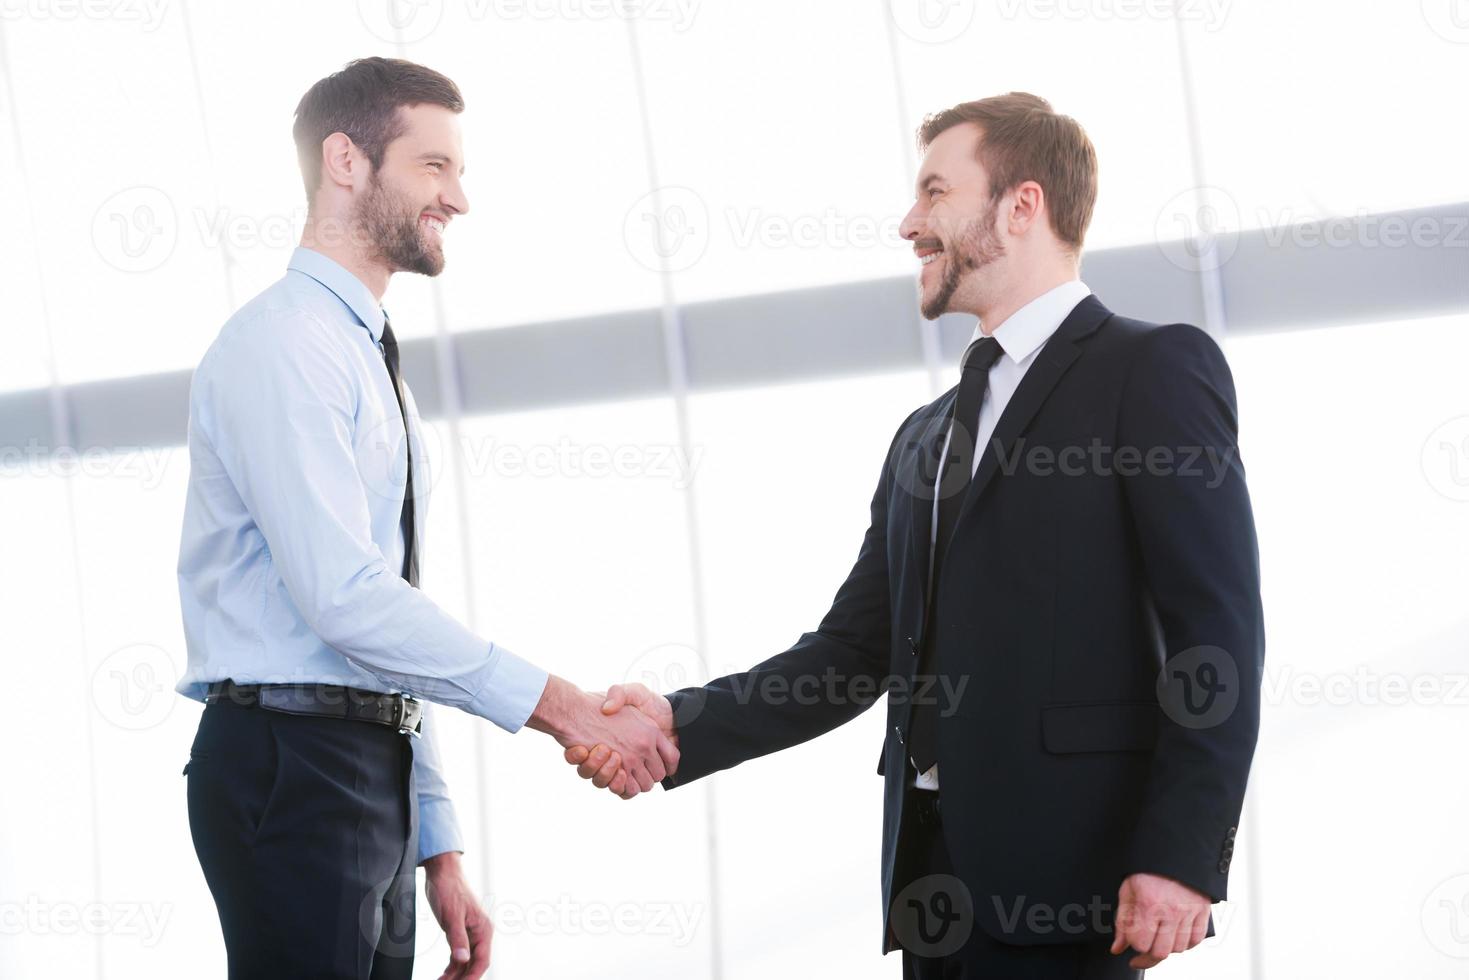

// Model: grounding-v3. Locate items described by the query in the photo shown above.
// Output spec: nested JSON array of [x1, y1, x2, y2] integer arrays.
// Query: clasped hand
[[562, 683, 677, 799]]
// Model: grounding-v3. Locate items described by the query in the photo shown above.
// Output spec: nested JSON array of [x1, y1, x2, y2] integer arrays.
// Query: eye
[[928, 187, 944, 201], [427, 161, 444, 171]]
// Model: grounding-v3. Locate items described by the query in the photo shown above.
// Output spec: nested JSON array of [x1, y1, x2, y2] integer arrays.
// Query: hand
[[528, 676, 678, 799], [422, 852, 491, 980], [563, 682, 678, 800], [1109, 872, 1212, 969]]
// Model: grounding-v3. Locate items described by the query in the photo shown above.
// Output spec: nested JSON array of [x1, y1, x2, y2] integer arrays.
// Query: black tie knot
[[961, 336, 1004, 374]]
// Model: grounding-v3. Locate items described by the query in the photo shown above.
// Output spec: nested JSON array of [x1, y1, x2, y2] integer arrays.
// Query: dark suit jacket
[[661, 295, 1264, 950]]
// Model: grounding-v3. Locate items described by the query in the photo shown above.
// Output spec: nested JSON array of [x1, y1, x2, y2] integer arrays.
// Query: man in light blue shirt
[[177, 57, 676, 980]]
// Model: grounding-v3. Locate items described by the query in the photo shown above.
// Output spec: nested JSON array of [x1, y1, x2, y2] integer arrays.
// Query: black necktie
[[379, 315, 419, 588], [909, 335, 1005, 773]]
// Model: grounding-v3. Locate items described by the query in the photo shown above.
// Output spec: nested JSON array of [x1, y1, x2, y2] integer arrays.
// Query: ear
[[319, 131, 363, 192], [1007, 179, 1046, 237]]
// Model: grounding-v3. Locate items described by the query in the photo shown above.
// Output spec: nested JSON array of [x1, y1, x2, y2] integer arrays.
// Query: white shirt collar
[[971, 279, 1092, 365]]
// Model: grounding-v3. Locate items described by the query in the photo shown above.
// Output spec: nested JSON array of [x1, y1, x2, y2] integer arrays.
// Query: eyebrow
[[916, 173, 947, 197]]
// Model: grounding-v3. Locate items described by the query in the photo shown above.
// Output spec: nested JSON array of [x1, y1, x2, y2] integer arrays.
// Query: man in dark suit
[[568, 92, 1264, 978]]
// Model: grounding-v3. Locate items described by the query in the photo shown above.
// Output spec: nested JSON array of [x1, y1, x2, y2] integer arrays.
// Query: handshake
[[528, 676, 678, 799]]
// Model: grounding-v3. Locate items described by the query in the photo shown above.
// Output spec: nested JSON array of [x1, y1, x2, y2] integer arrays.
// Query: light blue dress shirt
[[177, 246, 549, 862]]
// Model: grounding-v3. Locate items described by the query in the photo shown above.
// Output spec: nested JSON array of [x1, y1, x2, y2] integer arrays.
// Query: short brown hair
[[293, 57, 464, 198], [917, 92, 1097, 253]]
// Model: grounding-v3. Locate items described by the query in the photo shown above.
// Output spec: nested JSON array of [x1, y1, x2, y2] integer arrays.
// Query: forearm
[[664, 629, 887, 787]]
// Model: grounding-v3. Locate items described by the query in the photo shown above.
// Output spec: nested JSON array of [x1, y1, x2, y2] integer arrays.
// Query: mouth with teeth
[[914, 240, 945, 277], [420, 212, 448, 243]]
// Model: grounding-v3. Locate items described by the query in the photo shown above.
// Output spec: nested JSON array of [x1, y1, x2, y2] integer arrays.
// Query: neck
[[975, 257, 1079, 336], [299, 214, 391, 301]]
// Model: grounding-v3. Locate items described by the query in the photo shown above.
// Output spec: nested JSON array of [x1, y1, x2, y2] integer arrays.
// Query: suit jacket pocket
[[1041, 700, 1159, 754]]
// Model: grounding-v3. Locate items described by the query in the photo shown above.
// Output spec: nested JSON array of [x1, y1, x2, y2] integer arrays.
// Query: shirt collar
[[973, 279, 1092, 365], [287, 246, 387, 343]]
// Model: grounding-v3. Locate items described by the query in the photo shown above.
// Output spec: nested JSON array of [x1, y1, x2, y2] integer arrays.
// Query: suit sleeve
[[1115, 323, 1265, 902], [661, 414, 917, 789]]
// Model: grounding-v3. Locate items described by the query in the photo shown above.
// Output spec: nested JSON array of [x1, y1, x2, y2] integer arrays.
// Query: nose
[[442, 173, 469, 217], [899, 201, 924, 242]]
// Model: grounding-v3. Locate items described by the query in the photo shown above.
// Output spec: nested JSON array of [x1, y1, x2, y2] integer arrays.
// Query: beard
[[920, 200, 1006, 320], [354, 172, 444, 277]]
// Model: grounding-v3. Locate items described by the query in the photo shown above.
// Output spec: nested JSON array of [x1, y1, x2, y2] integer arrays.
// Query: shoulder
[[199, 276, 354, 380], [1100, 315, 1225, 367]]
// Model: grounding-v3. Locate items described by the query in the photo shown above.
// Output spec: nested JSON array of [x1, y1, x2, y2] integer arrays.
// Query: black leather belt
[[205, 680, 422, 738]]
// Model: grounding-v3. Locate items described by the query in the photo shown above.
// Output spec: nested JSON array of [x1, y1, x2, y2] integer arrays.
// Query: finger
[[593, 751, 621, 788], [591, 752, 622, 789], [609, 769, 627, 796], [1174, 910, 1197, 953], [576, 745, 611, 779], [644, 744, 667, 784], [464, 915, 492, 980], [442, 908, 471, 980], [656, 733, 680, 777], [1109, 901, 1131, 955], [629, 762, 655, 794], [618, 773, 640, 800], [1128, 909, 1160, 964], [1146, 916, 1178, 966], [564, 745, 590, 766], [1188, 908, 1209, 949]]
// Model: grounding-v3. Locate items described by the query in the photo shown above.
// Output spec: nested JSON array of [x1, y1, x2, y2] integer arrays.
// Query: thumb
[[447, 915, 471, 964], [1110, 893, 1131, 955], [602, 684, 631, 714]]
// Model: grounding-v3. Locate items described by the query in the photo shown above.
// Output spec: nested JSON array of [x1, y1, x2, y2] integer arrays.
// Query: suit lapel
[[958, 294, 1113, 521], [903, 391, 957, 602]]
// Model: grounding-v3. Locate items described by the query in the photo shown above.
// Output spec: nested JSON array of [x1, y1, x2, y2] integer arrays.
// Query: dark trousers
[[186, 699, 419, 980], [896, 789, 1142, 980]]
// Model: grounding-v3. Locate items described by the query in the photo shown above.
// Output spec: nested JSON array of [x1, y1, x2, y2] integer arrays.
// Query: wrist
[[421, 850, 464, 877], [527, 675, 585, 743]]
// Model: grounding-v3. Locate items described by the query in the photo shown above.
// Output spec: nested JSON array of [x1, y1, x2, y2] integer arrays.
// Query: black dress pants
[[186, 698, 419, 979], [896, 789, 1143, 980]]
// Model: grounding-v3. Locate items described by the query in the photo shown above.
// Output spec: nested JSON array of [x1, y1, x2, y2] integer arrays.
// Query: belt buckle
[[396, 695, 423, 738]]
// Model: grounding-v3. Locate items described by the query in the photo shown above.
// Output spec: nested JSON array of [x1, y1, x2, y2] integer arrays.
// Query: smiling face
[[354, 102, 468, 277], [900, 122, 1009, 320]]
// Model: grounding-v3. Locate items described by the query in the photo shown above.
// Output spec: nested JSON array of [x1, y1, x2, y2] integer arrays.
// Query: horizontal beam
[[3, 201, 1463, 456]]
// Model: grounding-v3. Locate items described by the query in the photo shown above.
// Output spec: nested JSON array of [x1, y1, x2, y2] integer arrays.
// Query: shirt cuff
[[417, 794, 465, 864], [468, 642, 550, 733]]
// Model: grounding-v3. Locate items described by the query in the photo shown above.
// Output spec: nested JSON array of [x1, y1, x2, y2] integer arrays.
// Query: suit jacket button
[[1218, 858, 1231, 874], [907, 636, 918, 656]]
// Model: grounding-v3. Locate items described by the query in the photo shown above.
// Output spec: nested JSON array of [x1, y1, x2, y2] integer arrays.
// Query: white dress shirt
[[915, 279, 1092, 790]]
